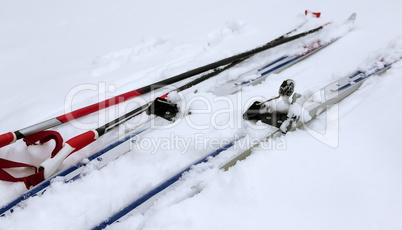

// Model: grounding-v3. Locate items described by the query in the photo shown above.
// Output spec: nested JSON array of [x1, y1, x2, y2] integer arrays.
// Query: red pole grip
[[0, 132, 16, 148], [65, 130, 98, 154]]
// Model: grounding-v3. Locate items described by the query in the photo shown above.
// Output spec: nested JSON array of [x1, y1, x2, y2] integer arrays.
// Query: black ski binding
[[243, 79, 296, 129], [279, 79, 295, 97], [243, 101, 288, 128], [242, 101, 263, 121], [146, 97, 179, 121]]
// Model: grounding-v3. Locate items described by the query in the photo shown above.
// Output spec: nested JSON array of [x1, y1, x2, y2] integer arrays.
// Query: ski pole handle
[[0, 132, 16, 148], [39, 130, 99, 179]]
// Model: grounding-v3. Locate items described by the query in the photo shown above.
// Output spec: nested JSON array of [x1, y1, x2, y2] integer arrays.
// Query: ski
[[93, 37, 402, 230], [221, 46, 402, 169], [214, 39, 333, 96], [88, 14, 357, 229], [0, 12, 323, 149], [215, 13, 356, 95]]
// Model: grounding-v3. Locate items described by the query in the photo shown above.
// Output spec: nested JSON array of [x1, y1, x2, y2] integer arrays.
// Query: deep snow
[[1, 1, 402, 230]]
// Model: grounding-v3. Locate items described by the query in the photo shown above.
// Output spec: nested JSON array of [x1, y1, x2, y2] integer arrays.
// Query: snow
[[1, 1, 402, 230]]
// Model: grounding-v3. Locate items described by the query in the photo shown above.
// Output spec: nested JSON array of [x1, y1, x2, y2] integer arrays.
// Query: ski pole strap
[[0, 130, 64, 188], [0, 158, 37, 182], [24, 171, 45, 189], [0, 158, 46, 189], [0, 157, 46, 189], [23, 130, 64, 158]]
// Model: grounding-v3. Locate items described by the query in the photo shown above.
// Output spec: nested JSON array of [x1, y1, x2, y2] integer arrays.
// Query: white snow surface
[[1, 1, 402, 230]]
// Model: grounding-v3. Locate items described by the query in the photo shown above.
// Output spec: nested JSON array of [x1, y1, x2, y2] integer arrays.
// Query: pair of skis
[[95, 34, 402, 230], [0, 12, 356, 228]]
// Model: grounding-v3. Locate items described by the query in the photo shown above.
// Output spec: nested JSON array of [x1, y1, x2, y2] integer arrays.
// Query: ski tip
[[347, 13, 357, 23], [340, 13, 356, 31]]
